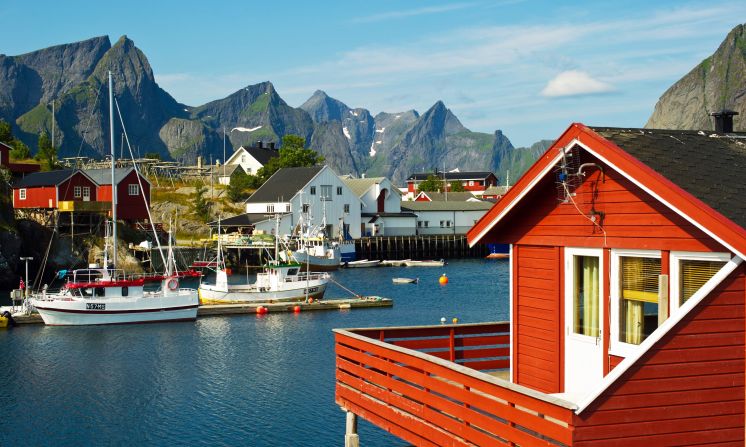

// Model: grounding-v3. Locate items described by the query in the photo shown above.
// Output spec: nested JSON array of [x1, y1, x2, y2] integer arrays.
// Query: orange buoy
[[256, 306, 268, 315], [308, 297, 314, 304], [439, 273, 448, 285], [452, 317, 459, 324], [293, 305, 301, 313]]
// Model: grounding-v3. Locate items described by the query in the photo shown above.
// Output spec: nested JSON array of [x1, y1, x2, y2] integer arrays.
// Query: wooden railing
[[335, 322, 577, 447]]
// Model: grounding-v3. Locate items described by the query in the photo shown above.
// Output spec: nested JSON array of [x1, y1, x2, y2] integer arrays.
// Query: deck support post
[[344, 410, 359, 447]]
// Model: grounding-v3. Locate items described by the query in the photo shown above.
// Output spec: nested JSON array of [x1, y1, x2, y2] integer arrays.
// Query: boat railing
[[287, 272, 327, 282]]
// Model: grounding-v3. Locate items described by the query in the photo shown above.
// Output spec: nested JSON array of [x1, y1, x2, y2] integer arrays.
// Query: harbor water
[[0, 259, 510, 446]]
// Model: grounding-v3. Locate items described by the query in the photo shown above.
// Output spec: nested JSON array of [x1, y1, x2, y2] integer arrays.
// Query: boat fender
[[167, 278, 179, 291], [1, 310, 14, 327]]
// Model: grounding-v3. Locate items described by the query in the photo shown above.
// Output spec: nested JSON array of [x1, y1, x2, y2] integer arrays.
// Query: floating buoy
[[293, 305, 301, 313], [439, 273, 448, 285], [256, 306, 268, 315], [440, 317, 446, 324], [452, 317, 459, 324], [308, 297, 314, 304]]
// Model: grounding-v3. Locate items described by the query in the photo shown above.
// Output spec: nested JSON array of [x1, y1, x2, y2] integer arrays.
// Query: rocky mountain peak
[[646, 23, 746, 131], [300, 90, 351, 123]]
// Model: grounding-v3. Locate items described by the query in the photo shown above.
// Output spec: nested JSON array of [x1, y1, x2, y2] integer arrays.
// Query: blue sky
[[1, 0, 744, 147]]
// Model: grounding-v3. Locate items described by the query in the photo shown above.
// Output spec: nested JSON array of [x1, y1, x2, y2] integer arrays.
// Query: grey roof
[[212, 164, 244, 176], [418, 191, 478, 202], [482, 186, 510, 196], [245, 166, 324, 203], [408, 171, 496, 181], [83, 168, 135, 185], [243, 146, 278, 166], [362, 212, 417, 218], [14, 169, 78, 188], [342, 177, 402, 198], [207, 213, 278, 228], [402, 201, 493, 212], [591, 127, 746, 229]]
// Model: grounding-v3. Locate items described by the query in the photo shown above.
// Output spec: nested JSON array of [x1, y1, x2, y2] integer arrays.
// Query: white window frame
[[669, 251, 731, 315], [128, 184, 139, 196], [320, 185, 332, 201], [19, 188, 26, 200], [74, 186, 82, 198], [610, 248, 661, 358], [82, 187, 90, 199], [267, 204, 275, 213]]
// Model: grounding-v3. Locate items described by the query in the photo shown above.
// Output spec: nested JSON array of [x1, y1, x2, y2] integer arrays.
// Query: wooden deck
[[334, 322, 577, 446]]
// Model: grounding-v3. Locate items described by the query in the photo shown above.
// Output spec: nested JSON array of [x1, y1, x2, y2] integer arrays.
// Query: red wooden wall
[[497, 151, 729, 395], [14, 186, 56, 208], [97, 171, 150, 221], [513, 244, 562, 393], [58, 174, 97, 201], [573, 266, 745, 446], [488, 153, 725, 253]]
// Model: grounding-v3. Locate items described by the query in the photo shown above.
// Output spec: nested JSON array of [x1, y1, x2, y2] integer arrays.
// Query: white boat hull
[[345, 260, 381, 268], [291, 251, 340, 271], [404, 260, 446, 267], [199, 281, 327, 304], [31, 290, 199, 326]]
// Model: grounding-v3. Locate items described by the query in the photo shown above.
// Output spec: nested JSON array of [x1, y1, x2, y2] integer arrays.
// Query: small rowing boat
[[404, 259, 446, 267], [345, 259, 381, 268], [392, 277, 418, 284]]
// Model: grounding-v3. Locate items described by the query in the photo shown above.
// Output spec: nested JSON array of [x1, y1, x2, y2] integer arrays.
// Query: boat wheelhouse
[[334, 123, 746, 446]]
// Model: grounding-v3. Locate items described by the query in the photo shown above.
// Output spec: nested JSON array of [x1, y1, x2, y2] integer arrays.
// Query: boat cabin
[[334, 123, 746, 446]]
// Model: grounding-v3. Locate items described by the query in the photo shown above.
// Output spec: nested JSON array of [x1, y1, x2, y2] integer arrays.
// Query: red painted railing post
[[449, 327, 456, 362]]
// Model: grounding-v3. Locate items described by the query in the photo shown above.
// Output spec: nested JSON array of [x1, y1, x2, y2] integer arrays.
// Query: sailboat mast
[[109, 71, 118, 267]]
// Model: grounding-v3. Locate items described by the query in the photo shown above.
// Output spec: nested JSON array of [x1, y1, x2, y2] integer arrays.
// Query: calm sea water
[[0, 259, 510, 446]]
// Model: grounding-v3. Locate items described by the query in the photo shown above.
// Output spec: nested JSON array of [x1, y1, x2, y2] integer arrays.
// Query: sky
[[1, 0, 745, 147]]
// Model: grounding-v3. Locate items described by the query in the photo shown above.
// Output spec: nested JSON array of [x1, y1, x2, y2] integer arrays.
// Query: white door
[[564, 248, 604, 397]]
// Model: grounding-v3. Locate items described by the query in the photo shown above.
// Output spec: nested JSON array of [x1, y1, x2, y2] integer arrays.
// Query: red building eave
[[467, 123, 746, 259]]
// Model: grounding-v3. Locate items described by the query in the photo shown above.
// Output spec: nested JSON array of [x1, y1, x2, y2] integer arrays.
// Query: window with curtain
[[574, 255, 599, 337], [619, 256, 660, 345], [679, 259, 726, 304]]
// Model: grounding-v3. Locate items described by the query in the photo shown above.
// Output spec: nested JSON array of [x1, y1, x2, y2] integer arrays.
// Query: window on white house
[[440, 220, 445, 227], [337, 186, 342, 195], [424, 221, 429, 227], [19, 189, 26, 200], [302, 203, 309, 213], [267, 204, 275, 213], [320, 185, 332, 201], [310, 186, 316, 195], [74, 186, 82, 198], [128, 184, 139, 196], [285, 204, 291, 212], [417, 221, 422, 228], [446, 220, 452, 227], [344, 204, 350, 213]]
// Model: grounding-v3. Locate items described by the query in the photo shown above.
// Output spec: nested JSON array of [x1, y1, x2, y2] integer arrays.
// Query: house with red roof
[[13, 169, 98, 209], [333, 122, 746, 446]]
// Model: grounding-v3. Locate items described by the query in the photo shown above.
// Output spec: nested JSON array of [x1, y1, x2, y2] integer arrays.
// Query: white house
[[225, 142, 278, 176], [245, 165, 362, 238], [401, 201, 493, 235], [343, 176, 416, 237]]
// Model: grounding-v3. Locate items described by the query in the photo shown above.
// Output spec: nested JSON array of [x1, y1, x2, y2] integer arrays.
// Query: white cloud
[[541, 71, 614, 97]]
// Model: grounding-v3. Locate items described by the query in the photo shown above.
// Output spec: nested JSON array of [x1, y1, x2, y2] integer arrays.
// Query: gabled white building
[[225, 142, 278, 176], [401, 201, 493, 235], [343, 177, 416, 237], [245, 165, 362, 238]]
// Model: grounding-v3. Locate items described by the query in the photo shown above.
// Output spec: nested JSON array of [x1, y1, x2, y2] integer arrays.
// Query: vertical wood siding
[[573, 267, 745, 446], [515, 244, 561, 393]]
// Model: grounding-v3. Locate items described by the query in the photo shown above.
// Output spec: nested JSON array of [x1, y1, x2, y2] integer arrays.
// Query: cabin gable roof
[[468, 123, 746, 260]]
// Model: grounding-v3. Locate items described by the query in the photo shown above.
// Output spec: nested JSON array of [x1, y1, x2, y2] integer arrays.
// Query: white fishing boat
[[392, 277, 418, 284], [198, 217, 330, 304], [344, 259, 381, 268], [29, 72, 198, 326], [288, 198, 341, 270], [404, 259, 446, 267]]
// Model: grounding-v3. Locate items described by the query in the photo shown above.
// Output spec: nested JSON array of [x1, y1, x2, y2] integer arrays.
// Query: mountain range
[[0, 35, 543, 184]]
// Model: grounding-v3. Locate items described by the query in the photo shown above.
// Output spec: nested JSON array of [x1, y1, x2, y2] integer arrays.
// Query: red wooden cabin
[[83, 168, 151, 221], [407, 171, 498, 194], [13, 169, 98, 209], [0, 141, 40, 175], [335, 123, 746, 446]]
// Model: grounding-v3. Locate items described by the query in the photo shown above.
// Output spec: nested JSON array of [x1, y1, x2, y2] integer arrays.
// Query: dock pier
[[356, 235, 487, 260]]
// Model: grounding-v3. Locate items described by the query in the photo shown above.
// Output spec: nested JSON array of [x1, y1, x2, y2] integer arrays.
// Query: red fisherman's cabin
[[13, 169, 98, 209], [83, 168, 151, 221], [334, 123, 746, 446]]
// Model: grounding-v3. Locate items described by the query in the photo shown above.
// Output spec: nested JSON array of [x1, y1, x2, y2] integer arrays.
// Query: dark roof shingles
[[246, 166, 324, 203]]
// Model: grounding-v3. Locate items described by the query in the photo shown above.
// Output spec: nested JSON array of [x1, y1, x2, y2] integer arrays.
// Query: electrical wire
[[563, 181, 607, 247]]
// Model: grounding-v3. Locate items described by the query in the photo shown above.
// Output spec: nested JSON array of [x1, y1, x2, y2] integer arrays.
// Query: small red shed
[[333, 123, 746, 446], [406, 171, 498, 194], [13, 169, 98, 209], [83, 168, 151, 221]]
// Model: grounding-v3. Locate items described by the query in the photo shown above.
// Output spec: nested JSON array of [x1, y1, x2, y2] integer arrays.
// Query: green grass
[[151, 189, 191, 206], [16, 104, 52, 135]]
